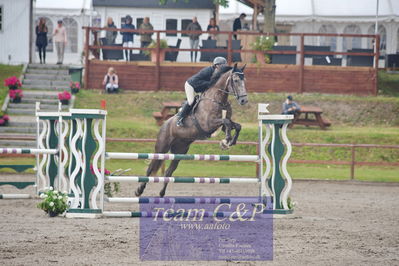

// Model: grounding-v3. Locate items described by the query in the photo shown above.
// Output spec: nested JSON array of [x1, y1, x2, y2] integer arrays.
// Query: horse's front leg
[[220, 118, 233, 150], [228, 121, 241, 147]]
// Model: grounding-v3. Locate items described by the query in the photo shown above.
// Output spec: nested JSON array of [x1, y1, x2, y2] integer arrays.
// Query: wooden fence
[[83, 27, 380, 95]]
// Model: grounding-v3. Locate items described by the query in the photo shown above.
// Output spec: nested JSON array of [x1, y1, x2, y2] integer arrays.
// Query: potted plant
[[144, 39, 168, 62], [70, 81, 80, 94], [251, 36, 275, 64], [4, 76, 22, 90], [58, 91, 71, 105], [9, 89, 23, 103], [37, 187, 68, 217], [0, 112, 10, 127]]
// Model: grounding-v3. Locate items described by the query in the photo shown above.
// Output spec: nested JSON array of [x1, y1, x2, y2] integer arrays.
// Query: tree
[[159, 0, 276, 33]]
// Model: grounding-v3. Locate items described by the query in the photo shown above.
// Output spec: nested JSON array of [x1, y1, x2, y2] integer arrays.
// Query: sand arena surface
[[1, 174, 398, 265]]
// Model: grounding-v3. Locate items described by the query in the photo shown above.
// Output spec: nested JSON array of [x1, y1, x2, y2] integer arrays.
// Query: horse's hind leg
[[159, 142, 191, 198], [135, 159, 164, 196], [135, 129, 172, 196]]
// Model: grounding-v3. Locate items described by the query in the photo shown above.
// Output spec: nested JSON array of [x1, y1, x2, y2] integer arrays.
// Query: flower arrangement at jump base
[[9, 89, 23, 103], [4, 76, 22, 90], [37, 187, 69, 217], [90, 165, 119, 197], [0, 112, 10, 126], [70, 81, 80, 94], [58, 91, 71, 105]]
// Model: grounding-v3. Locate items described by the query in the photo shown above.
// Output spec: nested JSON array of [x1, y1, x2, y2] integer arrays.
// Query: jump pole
[[65, 104, 294, 218]]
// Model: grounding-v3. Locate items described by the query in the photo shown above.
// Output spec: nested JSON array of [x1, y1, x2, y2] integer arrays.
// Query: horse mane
[[209, 65, 233, 88]]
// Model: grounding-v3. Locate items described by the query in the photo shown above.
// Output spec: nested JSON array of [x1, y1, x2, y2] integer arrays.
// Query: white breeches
[[184, 81, 195, 105]]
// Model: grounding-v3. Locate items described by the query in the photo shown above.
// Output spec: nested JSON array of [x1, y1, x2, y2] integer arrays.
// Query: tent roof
[[222, 0, 399, 22], [92, 0, 215, 9], [36, 0, 91, 10]]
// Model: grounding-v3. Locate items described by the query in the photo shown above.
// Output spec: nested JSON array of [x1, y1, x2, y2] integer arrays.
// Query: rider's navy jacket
[[187, 66, 215, 93]]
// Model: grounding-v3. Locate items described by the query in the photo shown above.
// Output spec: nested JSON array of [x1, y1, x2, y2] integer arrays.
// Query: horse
[[135, 63, 248, 197]]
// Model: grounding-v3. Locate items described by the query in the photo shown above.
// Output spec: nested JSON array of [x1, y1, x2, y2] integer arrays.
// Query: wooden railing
[[82, 27, 380, 94]]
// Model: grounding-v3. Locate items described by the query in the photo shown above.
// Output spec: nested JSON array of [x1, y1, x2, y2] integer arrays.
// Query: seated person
[[282, 95, 301, 115], [102, 67, 119, 93]]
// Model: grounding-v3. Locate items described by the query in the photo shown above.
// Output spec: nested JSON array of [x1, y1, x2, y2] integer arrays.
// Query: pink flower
[[0, 119, 5, 125], [58, 91, 71, 100], [4, 76, 22, 87], [9, 89, 23, 99], [3, 115, 9, 121], [70, 82, 80, 90], [90, 164, 111, 175]]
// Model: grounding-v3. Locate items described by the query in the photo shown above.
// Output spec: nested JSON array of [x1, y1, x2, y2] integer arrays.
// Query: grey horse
[[136, 64, 248, 197]]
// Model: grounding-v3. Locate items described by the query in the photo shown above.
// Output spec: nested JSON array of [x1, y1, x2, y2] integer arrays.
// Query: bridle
[[220, 70, 247, 101]]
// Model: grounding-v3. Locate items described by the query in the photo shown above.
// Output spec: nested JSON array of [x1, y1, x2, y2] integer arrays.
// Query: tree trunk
[[263, 0, 276, 33]]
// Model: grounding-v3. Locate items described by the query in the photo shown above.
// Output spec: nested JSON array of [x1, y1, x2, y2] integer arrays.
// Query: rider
[[176, 56, 227, 127]]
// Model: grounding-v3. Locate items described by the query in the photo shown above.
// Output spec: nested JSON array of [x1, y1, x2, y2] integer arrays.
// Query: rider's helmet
[[213, 57, 227, 66]]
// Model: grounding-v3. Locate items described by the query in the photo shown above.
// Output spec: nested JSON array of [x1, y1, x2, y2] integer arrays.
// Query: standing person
[[233, 13, 246, 40], [102, 67, 119, 93], [186, 17, 202, 62], [207, 18, 220, 40], [105, 17, 117, 44], [139, 17, 153, 52], [282, 95, 301, 115], [36, 18, 48, 64], [176, 57, 227, 127], [53, 20, 67, 64], [121, 15, 136, 61]]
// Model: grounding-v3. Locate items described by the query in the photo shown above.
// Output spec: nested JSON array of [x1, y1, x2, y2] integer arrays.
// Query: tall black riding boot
[[176, 102, 192, 127]]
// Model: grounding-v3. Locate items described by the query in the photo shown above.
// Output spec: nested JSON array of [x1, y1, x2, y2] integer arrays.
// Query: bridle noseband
[[221, 71, 247, 101]]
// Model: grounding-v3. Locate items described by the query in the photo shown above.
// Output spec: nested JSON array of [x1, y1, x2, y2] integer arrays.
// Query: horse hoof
[[135, 189, 142, 197], [220, 139, 230, 150], [159, 191, 165, 198]]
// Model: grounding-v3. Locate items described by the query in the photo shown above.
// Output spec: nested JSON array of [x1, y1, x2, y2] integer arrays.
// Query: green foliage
[[251, 36, 275, 51], [251, 36, 275, 63], [104, 182, 120, 197], [37, 188, 68, 215], [378, 70, 399, 96], [144, 39, 169, 56]]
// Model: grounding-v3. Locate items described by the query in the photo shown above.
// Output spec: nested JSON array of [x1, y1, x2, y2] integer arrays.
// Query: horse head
[[228, 63, 248, 105]]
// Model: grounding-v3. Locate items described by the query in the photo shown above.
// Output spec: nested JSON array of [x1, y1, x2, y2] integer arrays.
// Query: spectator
[[186, 17, 202, 62], [102, 67, 119, 93], [139, 17, 154, 52], [36, 18, 48, 64], [282, 95, 301, 115], [207, 18, 220, 40], [53, 20, 67, 64], [105, 17, 117, 44], [121, 15, 136, 61], [233, 13, 246, 40]]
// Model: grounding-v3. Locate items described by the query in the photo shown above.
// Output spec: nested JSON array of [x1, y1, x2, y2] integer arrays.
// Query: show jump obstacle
[[0, 104, 294, 217]]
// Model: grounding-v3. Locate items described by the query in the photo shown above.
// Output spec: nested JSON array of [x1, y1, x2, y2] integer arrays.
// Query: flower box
[[9, 89, 23, 103], [0, 114, 10, 127], [58, 91, 71, 105], [4, 76, 22, 90], [70, 81, 80, 94]]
